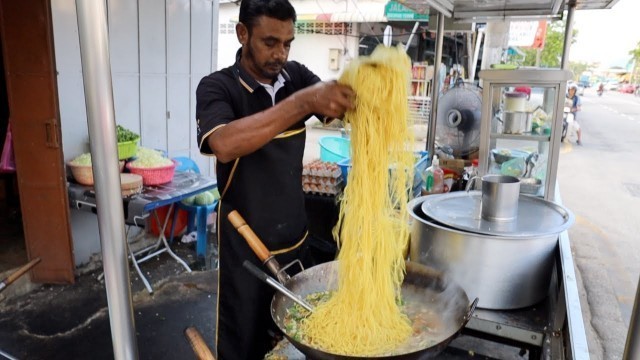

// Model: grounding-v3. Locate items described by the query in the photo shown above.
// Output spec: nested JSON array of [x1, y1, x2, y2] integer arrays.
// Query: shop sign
[[509, 21, 547, 49], [384, 1, 429, 21]]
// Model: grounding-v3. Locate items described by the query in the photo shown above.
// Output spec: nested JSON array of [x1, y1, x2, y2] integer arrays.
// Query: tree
[[629, 41, 640, 84], [568, 61, 596, 81], [520, 20, 576, 68]]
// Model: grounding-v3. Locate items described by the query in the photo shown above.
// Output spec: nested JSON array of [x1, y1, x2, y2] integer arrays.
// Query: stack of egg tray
[[302, 160, 343, 196]]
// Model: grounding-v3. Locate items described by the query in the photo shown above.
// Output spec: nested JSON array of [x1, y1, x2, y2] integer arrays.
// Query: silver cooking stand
[[478, 69, 572, 201]]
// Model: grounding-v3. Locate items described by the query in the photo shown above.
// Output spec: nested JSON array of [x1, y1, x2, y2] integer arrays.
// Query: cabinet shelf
[[490, 133, 550, 142], [479, 68, 573, 200]]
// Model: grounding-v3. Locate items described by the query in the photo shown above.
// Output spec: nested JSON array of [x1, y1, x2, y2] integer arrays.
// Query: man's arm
[[204, 81, 353, 163]]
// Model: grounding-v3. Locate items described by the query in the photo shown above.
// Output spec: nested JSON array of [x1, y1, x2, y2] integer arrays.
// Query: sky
[[570, 0, 640, 69]]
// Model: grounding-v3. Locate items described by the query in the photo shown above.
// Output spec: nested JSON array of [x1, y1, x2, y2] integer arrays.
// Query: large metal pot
[[270, 261, 477, 359], [408, 196, 569, 310]]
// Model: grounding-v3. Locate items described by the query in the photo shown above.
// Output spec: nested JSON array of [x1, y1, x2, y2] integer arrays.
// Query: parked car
[[619, 84, 637, 94], [604, 81, 620, 91]]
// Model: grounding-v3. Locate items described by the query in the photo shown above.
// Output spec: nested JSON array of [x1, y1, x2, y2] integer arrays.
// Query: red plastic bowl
[[126, 160, 177, 186]]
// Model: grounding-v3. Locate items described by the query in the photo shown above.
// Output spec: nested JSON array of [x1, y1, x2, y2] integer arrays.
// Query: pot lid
[[420, 191, 574, 237]]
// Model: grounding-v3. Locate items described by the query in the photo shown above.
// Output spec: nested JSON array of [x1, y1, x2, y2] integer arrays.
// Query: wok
[[270, 261, 477, 360], [227, 210, 477, 359]]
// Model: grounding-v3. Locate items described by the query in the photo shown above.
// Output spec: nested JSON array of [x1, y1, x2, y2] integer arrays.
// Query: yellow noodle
[[301, 45, 415, 356]]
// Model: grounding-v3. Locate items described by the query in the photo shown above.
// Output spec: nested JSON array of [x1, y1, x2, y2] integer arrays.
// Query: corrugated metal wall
[[52, 0, 217, 176]]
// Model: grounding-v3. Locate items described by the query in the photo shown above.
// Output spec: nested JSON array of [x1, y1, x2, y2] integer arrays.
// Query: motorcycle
[[597, 85, 604, 97], [561, 106, 579, 143]]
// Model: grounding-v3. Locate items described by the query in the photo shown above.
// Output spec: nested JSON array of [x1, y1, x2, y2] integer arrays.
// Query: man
[[566, 83, 582, 145], [195, 0, 354, 358]]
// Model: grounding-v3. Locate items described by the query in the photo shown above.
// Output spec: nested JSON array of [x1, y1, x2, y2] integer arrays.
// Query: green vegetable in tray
[[209, 188, 220, 200], [116, 125, 139, 143], [182, 196, 196, 206], [194, 191, 215, 206]]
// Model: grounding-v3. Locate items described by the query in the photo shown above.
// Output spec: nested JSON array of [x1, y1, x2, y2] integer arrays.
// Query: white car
[[604, 82, 620, 91]]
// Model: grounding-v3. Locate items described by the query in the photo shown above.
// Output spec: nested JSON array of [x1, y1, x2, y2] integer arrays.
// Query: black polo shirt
[[196, 50, 320, 250]]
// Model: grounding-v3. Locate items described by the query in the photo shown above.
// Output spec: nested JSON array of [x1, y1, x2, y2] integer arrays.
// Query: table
[[68, 171, 217, 293]]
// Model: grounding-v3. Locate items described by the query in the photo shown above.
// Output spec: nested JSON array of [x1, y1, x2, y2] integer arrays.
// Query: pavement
[[0, 238, 218, 360]]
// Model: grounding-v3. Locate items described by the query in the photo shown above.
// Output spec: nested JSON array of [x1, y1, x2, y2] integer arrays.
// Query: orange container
[[149, 205, 188, 238]]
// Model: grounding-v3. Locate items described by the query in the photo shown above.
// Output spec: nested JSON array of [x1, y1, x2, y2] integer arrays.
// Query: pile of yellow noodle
[[300, 45, 415, 355]]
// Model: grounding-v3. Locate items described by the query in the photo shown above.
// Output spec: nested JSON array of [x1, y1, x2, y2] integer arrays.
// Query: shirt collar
[[233, 48, 291, 93]]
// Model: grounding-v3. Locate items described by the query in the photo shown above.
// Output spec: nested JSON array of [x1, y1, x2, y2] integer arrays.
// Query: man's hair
[[239, 0, 297, 33]]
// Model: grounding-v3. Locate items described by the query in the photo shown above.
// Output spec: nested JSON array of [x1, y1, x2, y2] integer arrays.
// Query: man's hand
[[302, 81, 355, 119]]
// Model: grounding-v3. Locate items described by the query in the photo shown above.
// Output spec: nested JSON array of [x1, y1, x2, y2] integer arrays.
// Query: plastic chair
[[170, 157, 218, 260], [173, 199, 218, 259]]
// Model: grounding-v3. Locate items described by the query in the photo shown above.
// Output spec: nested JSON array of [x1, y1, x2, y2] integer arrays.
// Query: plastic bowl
[[68, 160, 126, 186], [117, 137, 140, 160], [126, 160, 177, 186], [338, 151, 429, 198], [491, 148, 529, 165], [319, 136, 350, 163]]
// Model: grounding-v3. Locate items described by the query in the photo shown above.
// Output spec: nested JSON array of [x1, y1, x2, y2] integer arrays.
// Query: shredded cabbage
[[70, 153, 92, 166], [129, 147, 172, 168]]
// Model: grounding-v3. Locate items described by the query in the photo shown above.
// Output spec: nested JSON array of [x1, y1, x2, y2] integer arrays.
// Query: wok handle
[[228, 210, 271, 261], [184, 326, 216, 360], [461, 297, 479, 328], [227, 210, 287, 283], [0, 258, 41, 293]]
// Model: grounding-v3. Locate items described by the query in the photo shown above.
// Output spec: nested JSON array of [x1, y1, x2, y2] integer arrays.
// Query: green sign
[[384, 1, 429, 21]]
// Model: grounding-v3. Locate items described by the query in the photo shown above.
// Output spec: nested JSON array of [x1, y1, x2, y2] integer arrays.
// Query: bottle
[[460, 158, 479, 191], [425, 155, 444, 194], [471, 159, 479, 178]]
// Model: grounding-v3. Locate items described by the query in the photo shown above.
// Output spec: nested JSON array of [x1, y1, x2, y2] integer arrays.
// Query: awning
[[230, 1, 427, 24]]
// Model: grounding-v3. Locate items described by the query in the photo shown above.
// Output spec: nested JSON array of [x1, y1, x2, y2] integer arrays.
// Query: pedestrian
[[195, 0, 354, 359], [566, 83, 582, 145]]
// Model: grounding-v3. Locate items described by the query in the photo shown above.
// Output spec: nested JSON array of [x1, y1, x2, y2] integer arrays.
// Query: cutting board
[[120, 173, 143, 197]]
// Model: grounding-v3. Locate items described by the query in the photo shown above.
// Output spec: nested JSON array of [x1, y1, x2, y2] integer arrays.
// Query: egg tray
[[302, 181, 342, 196], [302, 160, 342, 178], [302, 160, 344, 195]]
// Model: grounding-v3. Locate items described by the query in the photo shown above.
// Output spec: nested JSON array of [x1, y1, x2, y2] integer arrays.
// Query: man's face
[[569, 88, 576, 97], [237, 16, 295, 83]]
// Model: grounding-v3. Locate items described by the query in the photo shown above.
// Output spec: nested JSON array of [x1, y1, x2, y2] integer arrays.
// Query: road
[[557, 88, 640, 359]]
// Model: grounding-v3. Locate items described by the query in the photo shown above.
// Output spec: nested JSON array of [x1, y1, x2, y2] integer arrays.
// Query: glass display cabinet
[[478, 69, 572, 200]]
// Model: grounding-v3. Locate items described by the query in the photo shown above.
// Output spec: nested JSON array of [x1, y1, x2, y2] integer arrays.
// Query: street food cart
[[74, 0, 639, 359]]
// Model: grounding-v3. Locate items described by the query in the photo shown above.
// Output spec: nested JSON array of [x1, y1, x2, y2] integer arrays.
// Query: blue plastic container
[[319, 136, 351, 163], [339, 151, 429, 198]]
